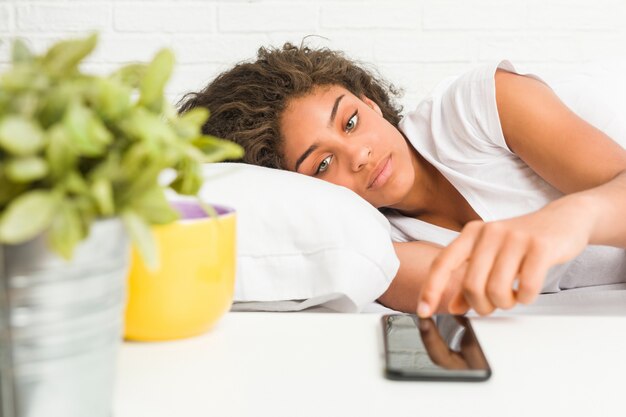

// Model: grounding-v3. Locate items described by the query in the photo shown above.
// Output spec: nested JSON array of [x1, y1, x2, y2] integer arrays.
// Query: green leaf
[[0, 90, 9, 116], [42, 33, 98, 76], [13, 92, 39, 118], [47, 201, 85, 259], [88, 77, 132, 122], [0, 115, 45, 156], [118, 144, 146, 177], [88, 151, 122, 184], [0, 190, 60, 244], [172, 107, 209, 140], [160, 100, 179, 122], [139, 49, 174, 112], [109, 63, 147, 89], [38, 83, 78, 128], [191, 135, 244, 162], [73, 194, 97, 229], [0, 65, 48, 93], [180, 107, 210, 126], [122, 210, 158, 270], [130, 186, 179, 224], [118, 161, 165, 206], [91, 178, 114, 216], [45, 124, 77, 179], [5, 156, 48, 183], [61, 171, 90, 195], [12, 39, 34, 64], [88, 113, 114, 147], [116, 143, 179, 204], [63, 101, 112, 156], [182, 143, 206, 163], [120, 107, 177, 148], [170, 159, 202, 195], [0, 169, 27, 207]]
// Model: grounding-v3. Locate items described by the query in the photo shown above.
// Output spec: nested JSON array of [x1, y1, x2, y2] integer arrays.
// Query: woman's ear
[[362, 96, 383, 117]]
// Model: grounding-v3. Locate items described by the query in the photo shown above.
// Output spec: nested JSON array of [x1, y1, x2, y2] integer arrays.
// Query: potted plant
[[0, 34, 242, 417]]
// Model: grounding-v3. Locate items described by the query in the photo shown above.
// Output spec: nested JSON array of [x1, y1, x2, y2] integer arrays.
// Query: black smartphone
[[382, 314, 491, 381]]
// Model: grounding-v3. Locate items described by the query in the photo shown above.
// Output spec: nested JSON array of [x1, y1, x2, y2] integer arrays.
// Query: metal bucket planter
[[0, 219, 129, 417]]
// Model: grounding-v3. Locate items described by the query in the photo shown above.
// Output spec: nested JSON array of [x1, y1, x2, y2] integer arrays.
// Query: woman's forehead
[[283, 85, 356, 126], [280, 85, 355, 167], [282, 87, 348, 135]]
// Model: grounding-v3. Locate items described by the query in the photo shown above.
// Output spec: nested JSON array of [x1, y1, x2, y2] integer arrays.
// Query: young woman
[[179, 43, 626, 317]]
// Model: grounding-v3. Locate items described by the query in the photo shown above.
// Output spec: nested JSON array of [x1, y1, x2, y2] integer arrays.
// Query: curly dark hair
[[178, 42, 403, 169]]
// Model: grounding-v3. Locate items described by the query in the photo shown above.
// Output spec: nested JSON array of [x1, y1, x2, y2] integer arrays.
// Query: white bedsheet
[[233, 283, 626, 315]]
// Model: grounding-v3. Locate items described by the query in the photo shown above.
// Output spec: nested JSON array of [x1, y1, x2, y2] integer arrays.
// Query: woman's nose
[[350, 144, 372, 172]]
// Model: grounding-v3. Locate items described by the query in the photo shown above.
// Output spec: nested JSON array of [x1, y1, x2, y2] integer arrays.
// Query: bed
[[199, 60, 626, 316]]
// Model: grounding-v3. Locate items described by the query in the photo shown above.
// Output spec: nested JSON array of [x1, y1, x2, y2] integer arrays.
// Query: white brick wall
[[1, 0, 626, 109]]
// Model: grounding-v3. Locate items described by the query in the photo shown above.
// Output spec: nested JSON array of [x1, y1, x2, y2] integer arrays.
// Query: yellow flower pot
[[124, 201, 236, 341]]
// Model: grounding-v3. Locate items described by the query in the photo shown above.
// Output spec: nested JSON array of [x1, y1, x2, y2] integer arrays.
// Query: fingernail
[[417, 302, 431, 318]]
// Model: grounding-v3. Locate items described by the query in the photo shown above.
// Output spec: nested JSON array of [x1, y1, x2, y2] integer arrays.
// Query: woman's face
[[281, 84, 416, 208]]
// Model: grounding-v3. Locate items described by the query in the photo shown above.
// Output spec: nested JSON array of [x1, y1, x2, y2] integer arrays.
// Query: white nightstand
[[114, 312, 626, 417]]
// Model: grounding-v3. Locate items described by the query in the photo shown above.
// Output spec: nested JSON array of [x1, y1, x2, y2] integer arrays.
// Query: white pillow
[[198, 163, 399, 313]]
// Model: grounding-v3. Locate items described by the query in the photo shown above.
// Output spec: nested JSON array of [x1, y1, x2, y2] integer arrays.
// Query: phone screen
[[382, 314, 491, 381]]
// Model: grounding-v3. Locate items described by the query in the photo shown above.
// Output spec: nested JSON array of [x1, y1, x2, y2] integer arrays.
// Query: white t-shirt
[[385, 60, 626, 292]]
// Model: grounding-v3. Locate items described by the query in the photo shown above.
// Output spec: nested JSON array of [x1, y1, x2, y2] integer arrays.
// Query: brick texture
[[1, 0, 626, 106], [0, 4, 13, 32]]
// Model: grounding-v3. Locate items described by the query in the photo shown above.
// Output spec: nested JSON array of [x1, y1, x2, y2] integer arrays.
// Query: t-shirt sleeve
[[438, 60, 549, 154]]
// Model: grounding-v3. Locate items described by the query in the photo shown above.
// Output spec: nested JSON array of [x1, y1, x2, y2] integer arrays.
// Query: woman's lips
[[368, 156, 392, 190]]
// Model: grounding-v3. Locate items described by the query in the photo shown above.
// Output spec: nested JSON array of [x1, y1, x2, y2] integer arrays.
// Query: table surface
[[114, 311, 626, 417]]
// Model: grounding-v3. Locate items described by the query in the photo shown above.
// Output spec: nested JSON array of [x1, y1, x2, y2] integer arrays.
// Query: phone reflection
[[384, 315, 490, 375], [416, 316, 487, 370]]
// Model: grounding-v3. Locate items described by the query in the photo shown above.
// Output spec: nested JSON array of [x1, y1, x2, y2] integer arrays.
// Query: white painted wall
[[2, 0, 626, 110]]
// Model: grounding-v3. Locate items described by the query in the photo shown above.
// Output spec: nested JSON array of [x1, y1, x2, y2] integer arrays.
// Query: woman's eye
[[345, 111, 358, 132], [315, 155, 333, 175]]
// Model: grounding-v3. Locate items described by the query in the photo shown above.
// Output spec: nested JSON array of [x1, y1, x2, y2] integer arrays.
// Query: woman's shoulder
[[399, 61, 520, 158]]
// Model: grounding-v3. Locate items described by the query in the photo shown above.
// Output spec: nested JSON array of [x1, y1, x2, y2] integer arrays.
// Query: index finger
[[417, 228, 479, 318]]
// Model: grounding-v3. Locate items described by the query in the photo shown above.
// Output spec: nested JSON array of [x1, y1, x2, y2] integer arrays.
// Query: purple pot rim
[[205, 203, 236, 216], [169, 200, 236, 220]]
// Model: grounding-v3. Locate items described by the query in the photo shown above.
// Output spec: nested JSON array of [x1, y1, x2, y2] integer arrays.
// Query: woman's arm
[[495, 69, 626, 248], [417, 69, 626, 318], [377, 241, 466, 313]]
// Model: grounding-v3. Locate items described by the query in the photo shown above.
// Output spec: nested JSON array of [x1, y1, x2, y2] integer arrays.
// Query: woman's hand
[[416, 196, 594, 317]]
